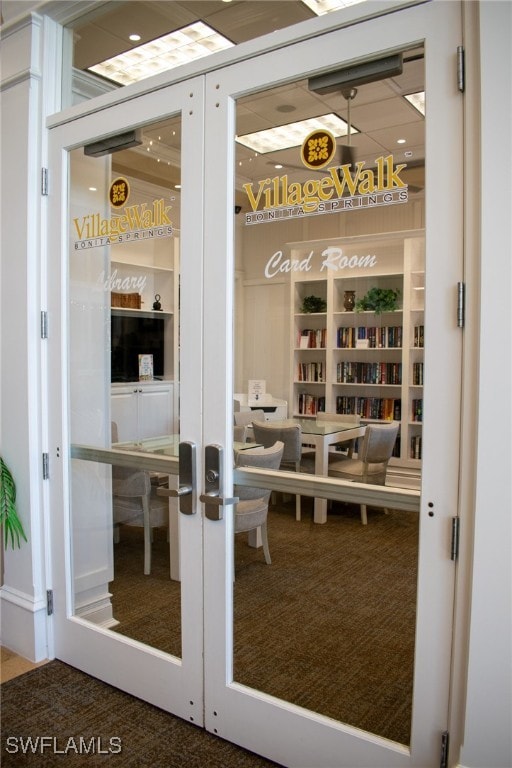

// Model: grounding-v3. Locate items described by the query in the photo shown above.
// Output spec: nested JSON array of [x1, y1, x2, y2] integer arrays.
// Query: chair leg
[[360, 503, 368, 525], [142, 496, 151, 575], [260, 522, 271, 565], [113, 524, 120, 544], [295, 494, 301, 521]]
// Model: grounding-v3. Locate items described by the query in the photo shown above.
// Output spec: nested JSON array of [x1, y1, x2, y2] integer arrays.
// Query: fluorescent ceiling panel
[[302, 0, 367, 14], [236, 114, 356, 154], [404, 92, 425, 116], [89, 22, 234, 85]]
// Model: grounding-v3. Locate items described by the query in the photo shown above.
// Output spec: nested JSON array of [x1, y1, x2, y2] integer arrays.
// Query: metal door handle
[[200, 444, 238, 520], [156, 441, 196, 515]]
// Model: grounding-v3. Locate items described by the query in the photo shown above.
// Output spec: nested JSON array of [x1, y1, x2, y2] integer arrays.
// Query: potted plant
[[355, 287, 400, 314], [1, 457, 27, 549], [300, 295, 327, 313]]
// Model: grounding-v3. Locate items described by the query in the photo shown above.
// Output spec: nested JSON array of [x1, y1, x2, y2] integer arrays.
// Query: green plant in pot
[[300, 295, 327, 313], [1, 457, 27, 549], [355, 287, 400, 314]]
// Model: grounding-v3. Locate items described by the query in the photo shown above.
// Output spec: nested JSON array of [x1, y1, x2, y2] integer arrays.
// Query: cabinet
[[111, 381, 174, 442], [289, 230, 424, 470]]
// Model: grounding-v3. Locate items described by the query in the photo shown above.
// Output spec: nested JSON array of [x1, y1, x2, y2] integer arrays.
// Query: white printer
[[233, 393, 287, 422]]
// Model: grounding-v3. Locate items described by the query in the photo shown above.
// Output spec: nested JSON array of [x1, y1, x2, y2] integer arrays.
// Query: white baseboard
[[0, 585, 49, 662]]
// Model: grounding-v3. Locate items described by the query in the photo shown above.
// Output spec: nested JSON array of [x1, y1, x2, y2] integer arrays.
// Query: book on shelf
[[335, 396, 401, 421], [336, 361, 402, 385], [298, 328, 326, 349], [412, 398, 423, 421], [297, 393, 325, 415], [337, 325, 402, 349], [414, 325, 424, 347], [412, 362, 424, 385], [297, 361, 325, 382], [411, 434, 422, 459]]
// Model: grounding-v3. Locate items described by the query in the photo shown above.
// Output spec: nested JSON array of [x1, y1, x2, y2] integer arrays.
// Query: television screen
[[111, 315, 164, 382]]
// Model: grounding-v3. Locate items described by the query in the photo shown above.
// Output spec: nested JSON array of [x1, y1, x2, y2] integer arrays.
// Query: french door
[[47, 1, 463, 766]]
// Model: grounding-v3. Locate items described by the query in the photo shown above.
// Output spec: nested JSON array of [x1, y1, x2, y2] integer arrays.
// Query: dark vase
[[344, 291, 356, 311]]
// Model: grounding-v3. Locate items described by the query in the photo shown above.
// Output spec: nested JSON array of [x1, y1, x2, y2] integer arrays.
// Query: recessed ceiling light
[[275, 164, 283, 169], [89, 22, 234, 86], [397, 138, 406, 144], [88, 187, 97, 191], [236, 113, 356, 154], [405, 91, 425, 116], [129, 34, 141, 42], [302, 0, 367, 15]]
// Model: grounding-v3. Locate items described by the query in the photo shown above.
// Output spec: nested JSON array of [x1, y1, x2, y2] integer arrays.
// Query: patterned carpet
[[1, 501, 418, 766], [110, 498, 418, 745]]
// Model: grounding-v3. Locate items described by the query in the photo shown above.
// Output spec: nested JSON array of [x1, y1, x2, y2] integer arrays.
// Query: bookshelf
[[289, 230, 424, 470]]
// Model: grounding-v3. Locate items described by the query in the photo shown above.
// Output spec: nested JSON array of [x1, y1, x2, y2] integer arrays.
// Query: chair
[[328, 421, 399, 525], [233, 424, 247, 443], [234, 409, 266, 427], [111, 422, 169, 575], [234, 441, 284, 564], [316, 412, 361, 458], [252, 421, 308, 521]]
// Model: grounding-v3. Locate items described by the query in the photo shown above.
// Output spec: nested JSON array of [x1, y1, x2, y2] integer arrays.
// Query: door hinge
[[41, 310, 48, 339], [46, 589, 54, 616], [440, 730, 450, 768], [41, 167, 49, 196], [451, 517, 460, 561], [457, 282, 465, 328], [42, 452, 50, 480], [457, 46, 465, 92]]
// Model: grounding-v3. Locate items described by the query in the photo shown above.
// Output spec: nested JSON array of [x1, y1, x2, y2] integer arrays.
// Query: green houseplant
[[355, 287, 400, 314], [1, 457, 27, 549], [300, 295, 327, 313]]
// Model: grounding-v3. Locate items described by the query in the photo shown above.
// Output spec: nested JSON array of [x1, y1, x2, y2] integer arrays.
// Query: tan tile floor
[[1, 646, 49, 683]]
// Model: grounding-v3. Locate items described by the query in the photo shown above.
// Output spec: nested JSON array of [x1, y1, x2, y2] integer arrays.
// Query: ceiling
[[56, 1, 425, 205]]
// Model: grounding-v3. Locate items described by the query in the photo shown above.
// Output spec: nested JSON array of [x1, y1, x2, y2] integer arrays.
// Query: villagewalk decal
[[73, 177, 174, 249], [243, 129, 408, 225]]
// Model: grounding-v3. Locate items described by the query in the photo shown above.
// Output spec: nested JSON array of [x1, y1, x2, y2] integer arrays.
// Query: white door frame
[[202, 2, 462, 766], [45, 1, 464, 765], [47, 75, 207, 722]]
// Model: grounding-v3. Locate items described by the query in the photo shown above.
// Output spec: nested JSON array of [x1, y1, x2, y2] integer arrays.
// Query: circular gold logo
[[301, 129, 337, 170], [109, 177, 130, 208]]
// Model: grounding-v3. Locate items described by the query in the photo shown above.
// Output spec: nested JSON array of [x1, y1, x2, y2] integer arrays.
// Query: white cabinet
[[111, 381, 174, 442]]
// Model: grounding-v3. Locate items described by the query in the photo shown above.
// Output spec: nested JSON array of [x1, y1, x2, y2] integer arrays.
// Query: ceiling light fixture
[[129, 34, 141, 42], [89, 22, 234, 86], [405, 91, 425, 116], [236, 113, 355, 154], [302, 0, 367, 15]]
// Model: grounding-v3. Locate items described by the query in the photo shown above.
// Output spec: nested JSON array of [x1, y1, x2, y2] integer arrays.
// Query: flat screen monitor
[[111, 314, 164, 382]]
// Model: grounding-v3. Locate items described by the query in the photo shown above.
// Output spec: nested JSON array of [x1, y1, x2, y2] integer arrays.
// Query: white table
[[268, 419, 366, 524]]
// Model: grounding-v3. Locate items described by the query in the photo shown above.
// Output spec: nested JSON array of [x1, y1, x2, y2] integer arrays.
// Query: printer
[[233, 393, 287, 422]]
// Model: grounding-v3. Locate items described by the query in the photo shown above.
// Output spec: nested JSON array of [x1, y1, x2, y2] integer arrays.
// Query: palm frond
[[0, 457, 28, 549]]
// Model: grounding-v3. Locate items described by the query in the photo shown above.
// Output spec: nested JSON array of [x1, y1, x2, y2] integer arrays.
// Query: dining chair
[[316, 412, 362, 458], [328, 421, 399, 524], [111, 422, 169, 575], [252, 421, 310, 521], [234, 409, 266, 427], [233, 424, 247, 443], [234, 441, 284, 565]]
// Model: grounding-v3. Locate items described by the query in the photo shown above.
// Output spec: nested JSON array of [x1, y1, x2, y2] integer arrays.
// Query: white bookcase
[[289, 229, 424, 470]]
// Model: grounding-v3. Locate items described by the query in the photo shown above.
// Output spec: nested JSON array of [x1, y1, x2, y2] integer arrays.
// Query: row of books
[[336, 362, 402, 385], [411, 435, 422, 459], [413, 324, 424, 347], [298, 328, 327, 349], [335, 396, 402, 421], [297, 394, 325, 415], [412, 362, 424, 385], [412, 398, 423, 422], [297, 362, 325, 383], [337, 325, 403, 349]]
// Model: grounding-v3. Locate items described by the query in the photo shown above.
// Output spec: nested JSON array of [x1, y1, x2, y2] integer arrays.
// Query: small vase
[[344, 291, 356, 312]]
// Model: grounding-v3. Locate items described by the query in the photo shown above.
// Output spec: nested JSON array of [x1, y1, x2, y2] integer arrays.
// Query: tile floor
[[1, 646, 49, 683]]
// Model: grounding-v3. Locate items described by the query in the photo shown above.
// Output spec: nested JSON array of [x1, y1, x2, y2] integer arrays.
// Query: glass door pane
[[232, 46, 425, 745], [68, 117, 182, 656]]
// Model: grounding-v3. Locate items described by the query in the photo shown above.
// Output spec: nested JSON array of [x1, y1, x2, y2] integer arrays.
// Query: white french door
[[47, 1, 463, 766]]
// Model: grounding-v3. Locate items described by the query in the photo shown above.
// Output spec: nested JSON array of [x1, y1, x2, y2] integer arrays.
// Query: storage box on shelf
[[288, 230, 424, 472]]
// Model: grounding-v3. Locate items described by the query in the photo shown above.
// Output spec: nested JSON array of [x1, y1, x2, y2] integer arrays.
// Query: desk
[[269, 419, 366, 524]]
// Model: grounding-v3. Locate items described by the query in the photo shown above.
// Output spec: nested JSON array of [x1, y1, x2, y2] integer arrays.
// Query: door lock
[[200, 444, 238, 521], [157, 441, 196, 515]]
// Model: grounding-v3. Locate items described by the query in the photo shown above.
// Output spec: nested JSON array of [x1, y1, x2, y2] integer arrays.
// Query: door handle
[[199, 444, 238, 521], [157, 441, 196, 515]]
